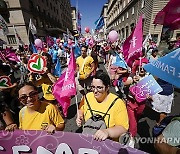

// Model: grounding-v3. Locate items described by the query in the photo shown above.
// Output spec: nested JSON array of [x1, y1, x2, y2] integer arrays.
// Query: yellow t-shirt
[[19, 102, 64, 130], [76, 56, 94, 79], [42, 84, 55, 100], [79, 92, 129, 130], [35, 76, 55, 100]]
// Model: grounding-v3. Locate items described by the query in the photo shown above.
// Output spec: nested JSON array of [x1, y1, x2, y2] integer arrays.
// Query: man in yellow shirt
[[76, 45, 95, 93], [18, 82, 64, 133]]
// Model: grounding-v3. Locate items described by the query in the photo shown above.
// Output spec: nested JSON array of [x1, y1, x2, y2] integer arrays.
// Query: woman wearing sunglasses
[[18, 82, 65, 134], [76, 70, 129, 141]]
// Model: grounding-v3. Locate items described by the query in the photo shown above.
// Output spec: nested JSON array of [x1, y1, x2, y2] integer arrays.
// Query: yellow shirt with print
[[19, 102, 64, 130], [35, 76, 55, 100], [79, 92, 129, 131], [76, 56, 94, 79]]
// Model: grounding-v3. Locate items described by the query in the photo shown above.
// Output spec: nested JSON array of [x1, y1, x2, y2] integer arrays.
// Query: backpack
[[152, 115, 180, 137], [82, 95, 118, 135]]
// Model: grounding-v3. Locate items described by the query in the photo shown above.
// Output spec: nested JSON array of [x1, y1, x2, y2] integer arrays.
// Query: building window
[[126, 26, 129, 37], [126, 12, 129, 18], [122, 16, 124, 21], [46, 0, 48, 6], [132, 7, 134, 14], [141, 0, 145, 8], [7, 35, 17, 44], [123, 0, 126, 8], [36, 5, 40, 12], [119, 18, 121, 23]]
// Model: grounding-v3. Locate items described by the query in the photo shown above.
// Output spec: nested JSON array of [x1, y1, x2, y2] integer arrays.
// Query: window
[[141, 0, 145, 8], [132, 7, 134, 14], [122, 16, 124, 21], [126, 12, 129, 18], [7, 35, 17, 44], [123, 0, 126, 8], [36, 5, 40, 12]]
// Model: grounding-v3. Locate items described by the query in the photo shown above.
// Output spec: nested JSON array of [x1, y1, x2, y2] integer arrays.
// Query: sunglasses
[[90, 85, 105, 92], [19, 91, 38, 102]]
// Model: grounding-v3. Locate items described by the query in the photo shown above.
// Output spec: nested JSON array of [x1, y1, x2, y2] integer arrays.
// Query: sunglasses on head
[[19, 91, 38, 102]]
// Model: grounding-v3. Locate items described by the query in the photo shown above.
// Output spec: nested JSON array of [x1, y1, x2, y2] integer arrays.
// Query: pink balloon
[[34, 39, 42, 48], [56, 39, 61, 44], [85, 27, 90, 33], [108, 30, 119, 43]]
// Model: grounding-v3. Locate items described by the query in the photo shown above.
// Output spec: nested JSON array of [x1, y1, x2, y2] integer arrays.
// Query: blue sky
[[70, 0, 108, 33]]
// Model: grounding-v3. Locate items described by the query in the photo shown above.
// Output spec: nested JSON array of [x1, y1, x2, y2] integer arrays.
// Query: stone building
[[0, 0, 73, 47], [105, 0, 180, 45]]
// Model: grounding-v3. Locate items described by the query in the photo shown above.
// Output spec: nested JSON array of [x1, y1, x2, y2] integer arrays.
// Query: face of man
[[18, 85, 39, 110], [81, 47, 87, 58]]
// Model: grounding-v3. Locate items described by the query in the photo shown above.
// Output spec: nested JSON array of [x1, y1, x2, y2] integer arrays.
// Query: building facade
[[0, 0, 73, 47], [105, 0, 180, 45]]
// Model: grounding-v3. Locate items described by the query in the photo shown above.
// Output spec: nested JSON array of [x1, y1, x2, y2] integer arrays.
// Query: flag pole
[[75, 95, 79, 117]]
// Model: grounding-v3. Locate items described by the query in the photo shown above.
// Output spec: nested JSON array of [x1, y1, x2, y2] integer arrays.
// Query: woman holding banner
[[18, 82, 65, 133]]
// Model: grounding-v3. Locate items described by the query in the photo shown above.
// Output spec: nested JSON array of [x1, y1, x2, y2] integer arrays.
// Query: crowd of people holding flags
[[0, 0, 180, 152], [0, 29, 180, 152]]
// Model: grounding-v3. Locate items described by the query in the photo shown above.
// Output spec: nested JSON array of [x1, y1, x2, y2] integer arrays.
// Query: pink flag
[[153, 0, 180, 30], [123, 15, 143, 67], [53, 50, 76, 117], [6, 52, 20, 62]]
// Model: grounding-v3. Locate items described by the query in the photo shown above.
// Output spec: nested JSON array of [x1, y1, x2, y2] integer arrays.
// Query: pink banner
[[0, 130, 146, 154]]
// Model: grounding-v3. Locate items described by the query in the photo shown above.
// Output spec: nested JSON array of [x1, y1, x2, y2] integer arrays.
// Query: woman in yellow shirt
[[76, 70, 129, 141], [18, 82, 64, 134]]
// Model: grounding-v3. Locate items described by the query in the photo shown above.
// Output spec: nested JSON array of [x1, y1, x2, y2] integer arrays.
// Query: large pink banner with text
[[0, 130, 146, 154]]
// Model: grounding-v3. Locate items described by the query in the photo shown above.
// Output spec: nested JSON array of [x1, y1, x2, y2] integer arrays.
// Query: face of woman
[[91, 78, 109, 102], [18, 85, 39, 110]]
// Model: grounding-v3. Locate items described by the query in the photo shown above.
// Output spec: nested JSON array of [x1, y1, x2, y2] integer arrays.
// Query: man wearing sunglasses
[[18, 82, 65, 134]]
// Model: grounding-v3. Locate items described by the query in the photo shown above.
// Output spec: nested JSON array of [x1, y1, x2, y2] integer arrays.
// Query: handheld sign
[[130, 75, 163, 102], [27, 54, 47, 74], [0, 76, 12, 88]]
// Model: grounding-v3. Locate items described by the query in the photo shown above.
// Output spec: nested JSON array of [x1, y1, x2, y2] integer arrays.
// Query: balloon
[[34, 39, 42, 48], [108, 30, 119, 43], [85, 27, 90, 33], [56, 39, 61, 44]]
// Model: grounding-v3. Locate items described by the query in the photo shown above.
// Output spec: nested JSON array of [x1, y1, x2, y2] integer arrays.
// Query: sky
[[70, 0, 108, 33]]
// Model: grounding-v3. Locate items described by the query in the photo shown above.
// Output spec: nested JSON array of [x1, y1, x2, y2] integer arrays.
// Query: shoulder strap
[[102, 97, 119, 119], [84, 94, 119, 119], [84, 94, 94, 117]]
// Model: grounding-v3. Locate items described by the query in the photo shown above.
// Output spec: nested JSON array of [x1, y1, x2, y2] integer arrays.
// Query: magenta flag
[[153, 0, 180, 30], [123, 15, 143, 67], [6, 52, 20, 62], [53, 50, 76, 117]]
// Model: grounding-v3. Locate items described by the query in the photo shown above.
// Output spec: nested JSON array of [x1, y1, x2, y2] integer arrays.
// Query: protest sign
[[27, 54, 47, 74], [130, 75, 163, 102]]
